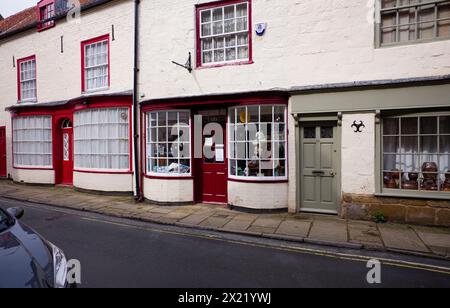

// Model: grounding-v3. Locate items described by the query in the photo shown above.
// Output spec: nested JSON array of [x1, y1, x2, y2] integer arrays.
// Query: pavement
[[1, 198, 449, 288], [1, 180, 449, 260]]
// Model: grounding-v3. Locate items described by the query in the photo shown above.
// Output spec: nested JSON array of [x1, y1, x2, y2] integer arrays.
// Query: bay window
[[197, 1, 251, 66], [82, 35, 109, 92], [74, 108, 130, 170], [146, 111, 191, 176], [378, 0, 450, 46], [229, 105, 287, 179], [382, 114, 450, 194], [13, 116, 52, 168], [18, 56, 37, 102]]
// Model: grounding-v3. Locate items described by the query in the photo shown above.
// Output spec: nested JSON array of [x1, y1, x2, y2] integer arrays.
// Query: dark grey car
[[0, 207, 70, 288]]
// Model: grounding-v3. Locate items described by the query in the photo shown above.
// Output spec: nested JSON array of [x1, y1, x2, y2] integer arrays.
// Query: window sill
[[17, 99, 38, 104], [144, 174, 193, 180], [228, 177, 288, 184], [82, 87, 110, 95], [73, 169, 133, 174], [375, 191, 450, 201], [196, 60, 253, 70], [13, 166, 53, 170]]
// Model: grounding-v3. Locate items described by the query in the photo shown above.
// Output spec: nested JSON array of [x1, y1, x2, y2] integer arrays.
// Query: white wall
[[12, 169, 55, 184], [0, 0, 134, 179], [73, 172, 133, 192], [341, 113, 376, 195], [139, 0, 450, 100], [228, 181, 288, 209], [143, 178, 194, 203]]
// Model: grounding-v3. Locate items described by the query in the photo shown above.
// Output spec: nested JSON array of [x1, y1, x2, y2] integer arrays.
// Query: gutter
[[132, 0, 142, 201]]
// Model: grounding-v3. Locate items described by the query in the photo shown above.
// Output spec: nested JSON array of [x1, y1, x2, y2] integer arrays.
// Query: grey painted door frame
[[293, 114, 342, 215]]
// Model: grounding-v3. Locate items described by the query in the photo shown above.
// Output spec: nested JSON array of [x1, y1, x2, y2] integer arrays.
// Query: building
[[0, 0, 135, 193], [1, 0, 449, 226]]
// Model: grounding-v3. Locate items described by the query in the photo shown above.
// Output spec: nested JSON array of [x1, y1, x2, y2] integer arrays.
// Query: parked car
[[0, 207, 71, 288]]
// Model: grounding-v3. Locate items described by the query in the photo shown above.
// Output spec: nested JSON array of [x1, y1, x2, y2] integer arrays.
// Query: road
[[1, 197, 449, 288]]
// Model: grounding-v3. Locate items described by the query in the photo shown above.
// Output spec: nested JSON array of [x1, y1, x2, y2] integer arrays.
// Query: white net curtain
[[74, 108, 130, 170], [383, 115, 450, 191], [13, 116, 52, 167], [84, 40, 108, 91]]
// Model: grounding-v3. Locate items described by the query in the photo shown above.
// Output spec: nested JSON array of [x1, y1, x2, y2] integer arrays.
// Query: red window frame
[[81, 34, 111, 93], [17, 55, 37, 102], [196, 0, 253, 69], [37, 0, 55, 31]]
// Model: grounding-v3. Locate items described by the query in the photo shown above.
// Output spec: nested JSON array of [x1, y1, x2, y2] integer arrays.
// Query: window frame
[[12, 115, 53, 170], [196, 0, 253, 68], [228, 104, 288, 182], [37, 0, 56, 31], [73, 106, 132, 173], [378, 111, 450, 199], [17, 55, 37, 103], [145, 110, 192, 178], [81, 34, 110, 93], [376, 0, 450, 47]]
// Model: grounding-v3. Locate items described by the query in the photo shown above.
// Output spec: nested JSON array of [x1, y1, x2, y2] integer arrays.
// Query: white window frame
[[146, 110, 192, 177], [228, 105, 288, 181], [83, 39, 109, 92], [19, 58, 37, 102], [73, 108, 130, 172], [199, 1, 250, 66], [12, 116, 53, 168]]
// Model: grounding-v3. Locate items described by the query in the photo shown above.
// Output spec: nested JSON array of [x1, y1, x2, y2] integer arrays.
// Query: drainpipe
[[133, 0, 142, 201]]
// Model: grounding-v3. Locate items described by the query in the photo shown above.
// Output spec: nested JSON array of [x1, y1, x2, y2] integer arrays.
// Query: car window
[[0, 209, 12, 232]]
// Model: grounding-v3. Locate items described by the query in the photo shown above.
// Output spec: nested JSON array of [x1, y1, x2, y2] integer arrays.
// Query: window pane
[[401, 117, 418, 135], [438, 3, 450, 37], [321, 127, 333, 139], [384, 118, 399, 135], [201, 10, 211, 23], [304, 127, 316, 139], [421, 136, 438, 153], [440, 116, 450, 133], [440, 135, 450, 153], [384, 136, 399, 153], [420, 116, 437, 134], [401, 136, 418, 153]]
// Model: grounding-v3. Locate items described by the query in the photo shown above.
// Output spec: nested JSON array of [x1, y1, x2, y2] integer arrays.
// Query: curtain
[[20, 60, 36, 100], [74, 108, 129, 170], [13, 116, 52, 167], [84, 40, 108, 90]]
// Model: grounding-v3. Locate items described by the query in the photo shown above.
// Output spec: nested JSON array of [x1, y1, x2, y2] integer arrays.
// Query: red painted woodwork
[[195, 0, 253, 69], [0, 127, 7, 177], [61, 125, 73, 184], [81, 34, 110, 93], [198, 111, 228, 204]]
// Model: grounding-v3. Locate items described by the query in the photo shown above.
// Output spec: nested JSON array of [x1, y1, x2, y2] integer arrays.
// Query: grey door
[[300, 123, 339, 214]]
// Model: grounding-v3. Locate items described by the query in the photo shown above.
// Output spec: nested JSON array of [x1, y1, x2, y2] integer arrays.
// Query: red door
[[61, 120, 73, 185], [0, 127, 6, 177], [199, 110, 228, 204]]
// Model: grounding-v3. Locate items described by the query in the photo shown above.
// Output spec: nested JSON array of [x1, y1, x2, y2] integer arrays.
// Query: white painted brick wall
[[138, 0, 450, 100], [0, 0, 134, 179]]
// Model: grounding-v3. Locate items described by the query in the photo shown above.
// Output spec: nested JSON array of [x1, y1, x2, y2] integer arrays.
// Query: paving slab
[[247, 225, 277, 234], [378, 224, 430, 253], [222, 215, 257, 231], [251, 217, 283, 229], [276, 219, 311, 238], [179, 210, 215, 225], [308, 218, 348, 243], [199, 216, 233, 228], [413, 226, 450, 257], [348, 220, 384, 249]]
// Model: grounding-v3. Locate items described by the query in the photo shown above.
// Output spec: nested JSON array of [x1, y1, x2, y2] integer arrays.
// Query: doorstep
[[0, 180, 449, 260]]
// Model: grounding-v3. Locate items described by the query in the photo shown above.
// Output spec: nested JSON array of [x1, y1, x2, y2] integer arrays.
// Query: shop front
[[290, 77, 450, 226], [141, 91, 290, 210], [7, 93, 133, 193]]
